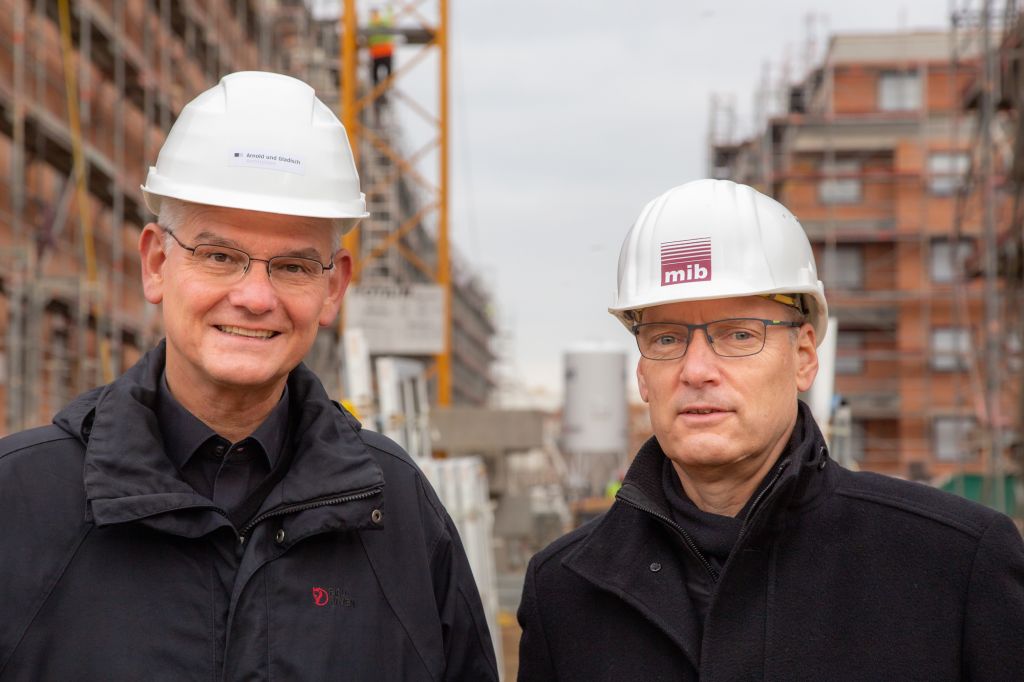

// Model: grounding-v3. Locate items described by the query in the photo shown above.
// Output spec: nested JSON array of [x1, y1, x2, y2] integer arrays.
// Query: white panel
[[562, 348, 628, 456], [344, 285, 445, 355], [805, 316, 838, 443], [419, 457, 503, 673], [343, 328, 374, 419], [375, 356, 428, 455]]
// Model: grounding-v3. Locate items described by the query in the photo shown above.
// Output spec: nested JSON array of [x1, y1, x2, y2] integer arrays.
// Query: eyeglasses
[[632, 318, 803, 360], [163, 229, 334, 289]]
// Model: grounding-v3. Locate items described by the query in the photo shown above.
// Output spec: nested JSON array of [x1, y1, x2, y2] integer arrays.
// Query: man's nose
[[678, 330, 720, 386], [227, 261, 279, 314]]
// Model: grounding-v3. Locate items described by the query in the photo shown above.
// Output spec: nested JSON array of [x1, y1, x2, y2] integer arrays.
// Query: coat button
[[274, 528, 286, 544], [371, 509, 383, 524], [649, 562, 662, 573]]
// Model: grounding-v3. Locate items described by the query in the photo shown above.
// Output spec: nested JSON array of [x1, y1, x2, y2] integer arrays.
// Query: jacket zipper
[[237, 485, 382, 544], [617, 493, 720, 581], [734, 459, 790, 547]]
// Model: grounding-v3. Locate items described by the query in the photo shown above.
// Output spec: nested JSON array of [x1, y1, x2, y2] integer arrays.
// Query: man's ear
[[139, 224, 167, 305], [319, 248, 353, 327], [795, 324, 819, 393], [637, 361, 650, 403]]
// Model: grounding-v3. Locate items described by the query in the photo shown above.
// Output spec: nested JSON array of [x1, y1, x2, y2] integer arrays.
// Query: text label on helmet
[[229, 149, 306, 176], [661, 237, 711, 286]]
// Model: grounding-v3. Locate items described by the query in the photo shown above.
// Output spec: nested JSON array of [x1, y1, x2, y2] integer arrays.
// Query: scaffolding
[[0, 0, 311, 434], [945, 0, 1023, 514], [708, 19, 1021, 501]]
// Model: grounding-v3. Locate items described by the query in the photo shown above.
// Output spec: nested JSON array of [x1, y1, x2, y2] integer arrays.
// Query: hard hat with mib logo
[[609, 179, 828, 344]]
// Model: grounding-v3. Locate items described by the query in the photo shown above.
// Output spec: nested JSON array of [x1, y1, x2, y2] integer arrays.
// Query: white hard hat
[[609, 179, 828, 344], [141, 71, 368, 233]]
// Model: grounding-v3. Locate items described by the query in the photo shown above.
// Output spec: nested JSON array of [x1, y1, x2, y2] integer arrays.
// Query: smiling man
[[0, 72, 497, 681], [517, 179, 1024, 681]]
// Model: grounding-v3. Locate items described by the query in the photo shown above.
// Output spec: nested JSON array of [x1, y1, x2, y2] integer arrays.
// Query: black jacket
[[518, 403, 1024, 681], [0, 343, 498, 681]]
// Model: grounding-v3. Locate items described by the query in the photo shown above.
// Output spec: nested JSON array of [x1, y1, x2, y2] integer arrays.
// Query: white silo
[[562, 343, 628, 497]]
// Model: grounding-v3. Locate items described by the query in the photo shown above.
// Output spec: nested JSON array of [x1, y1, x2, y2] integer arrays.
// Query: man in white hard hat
[[0, 72, 498, 681], [517, 179, 1024, 680]]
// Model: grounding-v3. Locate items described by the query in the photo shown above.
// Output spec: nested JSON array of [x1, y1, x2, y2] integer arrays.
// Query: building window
[[1009, 331, 1022, 373], [835, 332, 864, 374], [930, 238, 973, 283], [878, 70, 921, 111], [932, 416, 977, 461], [819, 159, 861, 204], [824, 245, 864, 289], [930, 327, 970, 371], [927, 152, 970, 195]]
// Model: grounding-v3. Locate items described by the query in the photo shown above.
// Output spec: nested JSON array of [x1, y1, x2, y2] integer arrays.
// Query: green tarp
[[939, 474, 1018, 517]]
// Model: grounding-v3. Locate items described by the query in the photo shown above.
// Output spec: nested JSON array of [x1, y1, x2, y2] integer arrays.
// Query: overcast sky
[[312, 1, 957, 406], [432, 0, 954, 407]]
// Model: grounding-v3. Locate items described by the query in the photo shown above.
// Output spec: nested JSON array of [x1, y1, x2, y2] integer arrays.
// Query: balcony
[[843, 389, 901, 419]]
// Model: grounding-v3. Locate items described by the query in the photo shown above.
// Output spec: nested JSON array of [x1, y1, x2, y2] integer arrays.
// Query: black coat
[[0, 343, 498, 681], [518, 403, 1024, 681]]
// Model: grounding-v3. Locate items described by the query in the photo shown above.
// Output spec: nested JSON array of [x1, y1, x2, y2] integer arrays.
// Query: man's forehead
[[642, 296, 778, 322], [179, 206, 332, 241]]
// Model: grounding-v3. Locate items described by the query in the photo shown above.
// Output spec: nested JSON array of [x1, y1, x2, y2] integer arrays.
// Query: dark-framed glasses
[[164, 229, 334, 289], [632, 318, 803, 360]]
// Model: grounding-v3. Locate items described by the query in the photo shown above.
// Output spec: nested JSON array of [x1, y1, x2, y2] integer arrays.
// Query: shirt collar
[[156, 373, 290, 470], [248, 384, 290, 469]]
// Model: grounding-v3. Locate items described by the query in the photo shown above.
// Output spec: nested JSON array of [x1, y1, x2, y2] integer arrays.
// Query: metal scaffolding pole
[[980, 0, 1006, 513], [437, 0, 452, 406], [7, 0, 28, 432], [111, 0, 126, 378]]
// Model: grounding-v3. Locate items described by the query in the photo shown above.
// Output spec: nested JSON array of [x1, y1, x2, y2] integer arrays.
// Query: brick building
[[0, 0, 305, 433], [0, 0, 495, 435], [711, 31, 1019, 483]]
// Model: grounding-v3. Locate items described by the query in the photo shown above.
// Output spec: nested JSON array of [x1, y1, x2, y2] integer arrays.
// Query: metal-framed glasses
[[164, 229, 334, 289], [632, 318, 803, 360]]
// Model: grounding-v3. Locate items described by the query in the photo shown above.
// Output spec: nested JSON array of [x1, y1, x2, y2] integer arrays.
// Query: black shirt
[[156, 373, 290, 527], [662, 457, 775, 632], [155, 373, 293, 657]]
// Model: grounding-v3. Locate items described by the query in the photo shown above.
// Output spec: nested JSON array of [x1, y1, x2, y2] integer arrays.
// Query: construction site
[[709, 5, 1024, 519], [1, 1, 1023, 679], [0, 1, 554, 676]]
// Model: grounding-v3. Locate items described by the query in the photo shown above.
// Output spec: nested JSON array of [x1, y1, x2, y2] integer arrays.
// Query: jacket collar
[[55, 341, 384, 536], [562, 400, 834, 666], [615, 400, 831, 522]]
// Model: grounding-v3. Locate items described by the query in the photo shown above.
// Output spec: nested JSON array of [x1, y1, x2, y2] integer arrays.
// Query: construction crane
[[338, 0, 453, 407]]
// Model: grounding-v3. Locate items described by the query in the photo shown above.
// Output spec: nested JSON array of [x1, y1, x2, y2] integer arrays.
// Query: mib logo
[[312, 586, 355, 608], [660, 238, 712, 286]]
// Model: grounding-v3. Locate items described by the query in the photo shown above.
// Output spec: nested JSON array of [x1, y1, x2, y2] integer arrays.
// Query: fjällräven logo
[[661, 238, 711, 286], [312, 586, 355, 608]]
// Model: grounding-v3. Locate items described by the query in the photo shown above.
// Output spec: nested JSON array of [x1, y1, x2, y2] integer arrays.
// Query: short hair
[[156, 197, 342, 253]]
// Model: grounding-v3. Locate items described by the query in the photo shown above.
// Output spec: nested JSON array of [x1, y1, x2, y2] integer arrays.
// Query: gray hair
[[156, 197, 192, 251], [156, 197, 343, 253]]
